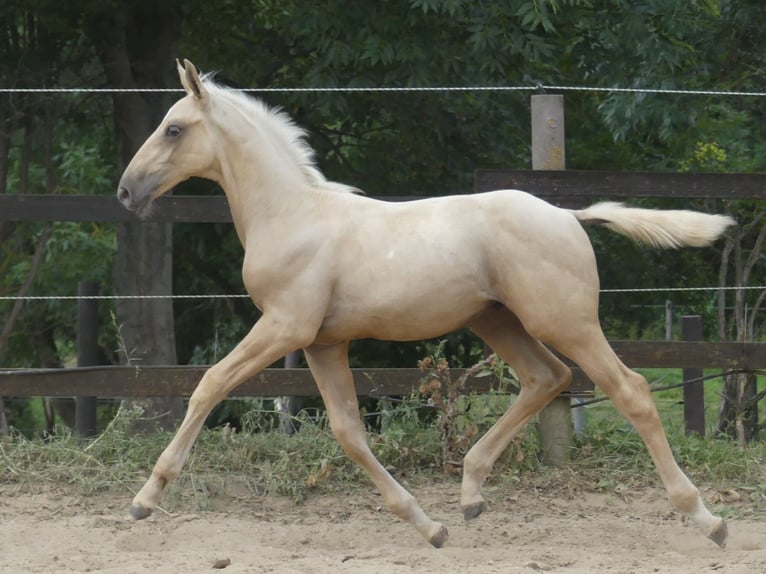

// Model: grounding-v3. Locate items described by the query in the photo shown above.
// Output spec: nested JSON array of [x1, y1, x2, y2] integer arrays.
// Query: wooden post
[[277, 351, 302, 434], [531, 94, 566, 170], [75, 280, 99, 437], [665, 300, 673, 341], [531, 94, 572, 465], [681, 315, 705, 436]]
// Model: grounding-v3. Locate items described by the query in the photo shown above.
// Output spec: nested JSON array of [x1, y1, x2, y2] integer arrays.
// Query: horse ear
[[176, 59, 191, 92], [177, 59, 208, 103]]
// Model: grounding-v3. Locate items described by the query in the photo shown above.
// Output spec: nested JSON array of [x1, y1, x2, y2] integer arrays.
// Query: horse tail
[[569, 201, 735, 249]]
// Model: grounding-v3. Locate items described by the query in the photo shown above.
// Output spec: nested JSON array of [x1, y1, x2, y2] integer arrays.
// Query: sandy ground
[[0, 481, 764, 574]]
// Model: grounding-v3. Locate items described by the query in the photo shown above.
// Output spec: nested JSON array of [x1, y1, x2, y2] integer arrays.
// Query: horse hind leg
[[304, 342, 448, 548], [462, 307, 572, 521], [551, 326, 727, 547]]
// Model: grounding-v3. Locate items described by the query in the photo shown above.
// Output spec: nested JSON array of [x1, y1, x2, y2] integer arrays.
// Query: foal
[[117, 59, 734, 548]]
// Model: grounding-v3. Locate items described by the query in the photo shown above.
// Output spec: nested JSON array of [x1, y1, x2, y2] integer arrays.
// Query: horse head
[[117, 59, 216, 217]]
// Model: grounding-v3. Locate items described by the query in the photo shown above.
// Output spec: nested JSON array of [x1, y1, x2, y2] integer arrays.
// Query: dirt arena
[[1, 481, 764, 574]]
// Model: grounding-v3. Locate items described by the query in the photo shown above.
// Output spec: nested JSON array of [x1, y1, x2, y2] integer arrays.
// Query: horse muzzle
[[117, 173, 161, 217]]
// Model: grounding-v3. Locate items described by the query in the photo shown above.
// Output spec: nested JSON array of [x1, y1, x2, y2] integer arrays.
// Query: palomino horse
[[118, 60, 735, 548]]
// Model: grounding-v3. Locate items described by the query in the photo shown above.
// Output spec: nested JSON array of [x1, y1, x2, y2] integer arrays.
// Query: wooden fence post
[[531, 94, 572, 465], [665, 300, 673, 341], [75, 280, 99, 437], [277, 351, 302, 435], [681, 315, 705, 436]]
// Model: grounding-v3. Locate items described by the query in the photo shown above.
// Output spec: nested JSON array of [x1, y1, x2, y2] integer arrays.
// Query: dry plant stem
[[82, 403, 125, 453], [421, 353, 500, 473]]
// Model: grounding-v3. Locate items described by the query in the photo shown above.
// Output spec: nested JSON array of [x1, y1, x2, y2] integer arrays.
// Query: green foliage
[[55, 142, 113, 194]]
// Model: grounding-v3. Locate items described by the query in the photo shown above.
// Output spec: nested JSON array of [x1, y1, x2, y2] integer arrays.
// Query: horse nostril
[[117, 186, 131, 206]]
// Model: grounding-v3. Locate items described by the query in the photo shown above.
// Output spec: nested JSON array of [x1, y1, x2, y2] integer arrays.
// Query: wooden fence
[[2, 107, 766, 443], [4, 342, 764, 398], [3, 171, 766, 405]]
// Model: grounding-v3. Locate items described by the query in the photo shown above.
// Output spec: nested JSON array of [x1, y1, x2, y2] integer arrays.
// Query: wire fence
[[2, 80, 764, 304]]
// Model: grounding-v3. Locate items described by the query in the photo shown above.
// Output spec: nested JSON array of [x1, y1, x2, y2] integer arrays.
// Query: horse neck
[[213, 126, 313, 244]]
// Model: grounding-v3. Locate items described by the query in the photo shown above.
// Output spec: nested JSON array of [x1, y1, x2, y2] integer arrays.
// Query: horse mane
[[201, 75, 358, 194]]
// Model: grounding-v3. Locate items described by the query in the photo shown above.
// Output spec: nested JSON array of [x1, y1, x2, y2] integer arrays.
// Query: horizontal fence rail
[[3, 171, 766, 223], [0, 194, 233, 223], [0, 366, 535, 398], [2, 341, 765, 399], [474, 170, 766, 201], [0, 194, 420, 223]]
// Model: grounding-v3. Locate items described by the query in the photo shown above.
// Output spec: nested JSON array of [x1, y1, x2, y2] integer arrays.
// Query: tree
[[0, 1, 94, 434], [716, 211, 765, 443], [84, 1, 184, 431], [2, 0, 766, 438]]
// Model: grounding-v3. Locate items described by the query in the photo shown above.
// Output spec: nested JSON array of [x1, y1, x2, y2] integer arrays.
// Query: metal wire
[[1, 285, 763, 302], [571, 368, 766, 409], [600, 285, 766, 294], [0, 294, 250, 301], [1, 84, 766, 97]]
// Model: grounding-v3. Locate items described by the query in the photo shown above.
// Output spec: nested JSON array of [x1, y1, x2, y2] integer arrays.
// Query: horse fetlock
[[386, 492, 418, 520], [462, 450, 492, 482], [667, 484, 702, 516]]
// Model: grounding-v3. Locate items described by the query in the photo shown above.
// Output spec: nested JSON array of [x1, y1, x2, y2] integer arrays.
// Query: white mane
[[201, 77, 357, 194]]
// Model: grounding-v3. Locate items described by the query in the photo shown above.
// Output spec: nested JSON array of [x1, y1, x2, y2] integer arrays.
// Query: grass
[[1, 409, 356, 505], [1, 385, 765, 519], [582, 367, 731, 433]]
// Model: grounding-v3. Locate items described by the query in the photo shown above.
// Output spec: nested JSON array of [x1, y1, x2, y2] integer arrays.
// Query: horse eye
[[166, 125, 182, 137]]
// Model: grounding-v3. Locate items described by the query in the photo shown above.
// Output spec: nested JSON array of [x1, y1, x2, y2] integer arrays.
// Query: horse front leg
[[304, 342, 449, 548], [130, 315, 314, 519]]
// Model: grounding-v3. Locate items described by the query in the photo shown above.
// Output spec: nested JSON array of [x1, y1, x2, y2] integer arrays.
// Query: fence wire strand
[[571, 368, 766, 409], [2, 84, 766, 97], [1, 285, 764, 302]]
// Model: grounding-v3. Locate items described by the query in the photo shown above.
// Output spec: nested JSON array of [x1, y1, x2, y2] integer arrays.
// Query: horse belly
[[316, 282, 493, 343]]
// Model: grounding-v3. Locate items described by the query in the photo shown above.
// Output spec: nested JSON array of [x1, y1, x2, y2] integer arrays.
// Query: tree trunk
[[717, 372, 758, 445], [87, 2, 184, 432], [715, 220, 765, 444]]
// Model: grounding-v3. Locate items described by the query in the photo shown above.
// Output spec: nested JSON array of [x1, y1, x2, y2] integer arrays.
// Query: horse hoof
[[462, 501, 488, 522], [429, 524, 449, 548], [708, 519, 728, 548], [130, 504, 153, 521]]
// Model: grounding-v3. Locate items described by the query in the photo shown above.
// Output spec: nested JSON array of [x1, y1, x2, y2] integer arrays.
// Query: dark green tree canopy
[[1, 0, 765, 378]]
